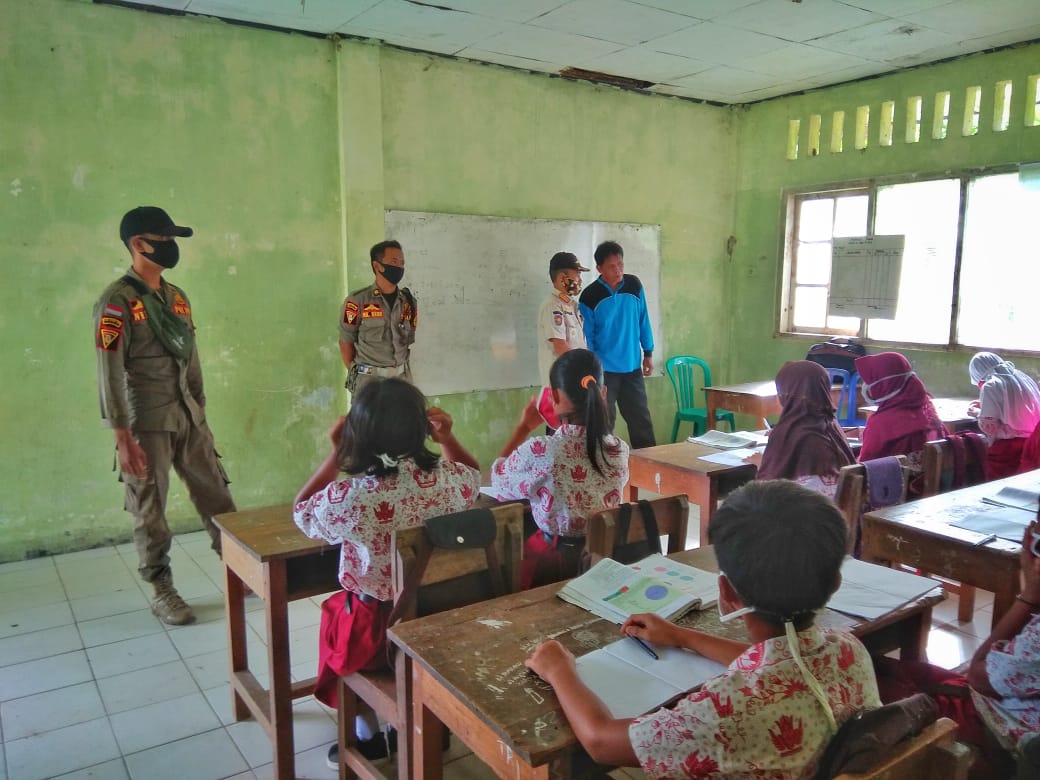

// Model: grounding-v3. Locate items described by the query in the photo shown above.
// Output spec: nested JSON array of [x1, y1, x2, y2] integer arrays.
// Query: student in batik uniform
[[491, 349, 629, 589], [525, 479, 880, 778], [293, 378, 479, 766]]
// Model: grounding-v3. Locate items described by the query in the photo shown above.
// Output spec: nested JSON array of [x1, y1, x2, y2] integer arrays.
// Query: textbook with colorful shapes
[[558, 555, 717, 624]]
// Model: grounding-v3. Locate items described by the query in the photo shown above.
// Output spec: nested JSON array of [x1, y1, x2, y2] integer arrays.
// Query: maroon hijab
[[757, 361, 856, 481], [856, 352, 944, 462]]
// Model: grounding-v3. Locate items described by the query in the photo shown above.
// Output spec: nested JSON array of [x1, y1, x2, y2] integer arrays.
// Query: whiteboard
[[385, 211, 662, 395], [829, 235, 905, 319]]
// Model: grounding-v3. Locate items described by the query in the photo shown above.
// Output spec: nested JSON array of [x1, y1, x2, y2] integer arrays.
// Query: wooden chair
[[584, 495, 690, 566], [833, 717, 971, 779], [334, 503, 524, 780], [835, 456, 910, 556], [920, 436, 989, 621]]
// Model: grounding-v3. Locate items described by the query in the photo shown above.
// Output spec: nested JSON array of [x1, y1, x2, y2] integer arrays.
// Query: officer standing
[[338, 240, 417, 394], [94, 206, 236, 625]]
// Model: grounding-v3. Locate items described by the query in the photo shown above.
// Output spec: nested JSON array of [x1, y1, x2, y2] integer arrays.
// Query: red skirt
[[521, 531, 584, 590], [987, 437, 1026, 481], [313, 590, 392, 708]]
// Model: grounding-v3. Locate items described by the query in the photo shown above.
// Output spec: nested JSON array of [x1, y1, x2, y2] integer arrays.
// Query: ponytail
[[550, 349, 615, 475]]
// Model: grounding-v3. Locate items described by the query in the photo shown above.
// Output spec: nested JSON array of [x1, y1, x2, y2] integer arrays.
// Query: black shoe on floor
[[325, 733, 389, 770]]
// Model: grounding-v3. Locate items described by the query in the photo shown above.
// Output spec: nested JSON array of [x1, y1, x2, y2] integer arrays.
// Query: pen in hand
[[629, 634, 659, 660]]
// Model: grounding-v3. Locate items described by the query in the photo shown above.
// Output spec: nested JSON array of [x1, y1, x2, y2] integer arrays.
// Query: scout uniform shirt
[[338, 285, 417, 372], [94, 268, 205, 432], [537, 289, 585, 381]]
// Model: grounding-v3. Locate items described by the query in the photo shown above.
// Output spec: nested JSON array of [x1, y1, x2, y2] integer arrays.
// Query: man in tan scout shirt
[[338, 240, 417, 395], [94, 206, 236, 625]]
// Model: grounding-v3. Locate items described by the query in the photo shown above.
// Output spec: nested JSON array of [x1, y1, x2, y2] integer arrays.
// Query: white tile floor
[[0, 529, 988, 780]]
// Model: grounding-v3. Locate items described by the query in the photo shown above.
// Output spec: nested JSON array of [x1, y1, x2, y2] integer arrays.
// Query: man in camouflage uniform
[[338, 240, 417, 394], [94, 206, 236, 625]]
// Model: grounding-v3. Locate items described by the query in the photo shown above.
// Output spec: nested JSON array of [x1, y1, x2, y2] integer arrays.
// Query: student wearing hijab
[[968, 352, 1040, 479], [856, 352, 945, 496], [754, 360, 856, 497]]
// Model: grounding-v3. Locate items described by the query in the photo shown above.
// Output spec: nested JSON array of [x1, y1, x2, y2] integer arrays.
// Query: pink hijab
[[757, 361, 856, 481], [856, 352, 944, 461]]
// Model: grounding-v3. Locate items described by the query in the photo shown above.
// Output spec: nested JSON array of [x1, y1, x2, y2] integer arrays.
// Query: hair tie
[[580, 374, 596, 390], [376, 453, 399, 469]]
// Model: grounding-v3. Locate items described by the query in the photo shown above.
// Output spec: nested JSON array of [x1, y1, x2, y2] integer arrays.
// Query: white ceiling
[[120, 0, 1040, 104]]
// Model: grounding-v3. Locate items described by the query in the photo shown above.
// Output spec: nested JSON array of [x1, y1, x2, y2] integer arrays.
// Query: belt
[[356, 363, 407, 378], [542, 531, 585, 546]]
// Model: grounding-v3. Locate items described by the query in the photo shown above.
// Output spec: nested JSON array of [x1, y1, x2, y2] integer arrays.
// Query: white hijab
[[970, 352, 1040, 435]]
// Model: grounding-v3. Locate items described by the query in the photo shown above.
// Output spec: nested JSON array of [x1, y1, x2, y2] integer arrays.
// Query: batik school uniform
[[971, 612, 1040, 751], [490, 423, 629, 589], [629, 626, 880, 778], [293, 458, 479, 706]]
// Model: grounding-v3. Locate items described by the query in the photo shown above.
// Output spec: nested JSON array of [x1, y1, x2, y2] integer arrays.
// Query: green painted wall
[[0, 2, 736, 561], [1, 0, 341, 560], [730, 44, 1040, 397]]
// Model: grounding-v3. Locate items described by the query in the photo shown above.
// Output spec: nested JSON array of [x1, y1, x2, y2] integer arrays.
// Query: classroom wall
[[0, 1, 737, 561], [729, 43, 1040, 395], [0, 0, 342, 561]]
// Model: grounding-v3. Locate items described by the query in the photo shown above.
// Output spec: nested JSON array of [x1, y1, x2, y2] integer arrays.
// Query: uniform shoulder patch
[[553, 311, 564, 327], [97, 324, 122, 351], [172, 291, 191, 317], [343, 300, 360, 326]]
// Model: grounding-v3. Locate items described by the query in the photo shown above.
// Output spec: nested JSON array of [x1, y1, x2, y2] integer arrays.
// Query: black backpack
[[806, 337, 867, 375]]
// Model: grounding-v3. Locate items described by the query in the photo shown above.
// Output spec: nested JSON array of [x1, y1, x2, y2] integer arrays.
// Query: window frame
[[776, 163, 1030, 354]]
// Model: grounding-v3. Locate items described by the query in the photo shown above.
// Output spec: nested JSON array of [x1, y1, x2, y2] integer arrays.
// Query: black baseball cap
[[548, 252, 589, 279], [119, 206, 194, 244]]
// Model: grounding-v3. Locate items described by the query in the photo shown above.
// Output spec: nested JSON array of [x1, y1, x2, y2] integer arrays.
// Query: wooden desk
[[861, 472, 1034, 631], [860, 397, 978, 433], [214, 505, 341, 780], [705, 381, 848, 430], [626, 442, 756, 544], [391, 546, 943, 780]]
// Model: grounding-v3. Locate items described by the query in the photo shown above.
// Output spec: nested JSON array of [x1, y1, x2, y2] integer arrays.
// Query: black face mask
[[143, 239, 179, 269], [375, 262, 404, 286]]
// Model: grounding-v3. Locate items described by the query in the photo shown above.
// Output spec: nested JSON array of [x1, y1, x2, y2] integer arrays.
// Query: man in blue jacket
[[579, 241, 656, 449]]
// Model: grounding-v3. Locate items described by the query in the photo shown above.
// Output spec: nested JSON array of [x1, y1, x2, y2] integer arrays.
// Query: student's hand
[[328, 416, 347, 447], [520, 397, 543, 432], [967, 400, 981, 418], [1020, 522, 1040, 604], [621, 613, 679, 647], [427, 407, 454, 443], [525, 640, 576, 685], [642, 356, 653, 377], [743, 451, 764, 467]]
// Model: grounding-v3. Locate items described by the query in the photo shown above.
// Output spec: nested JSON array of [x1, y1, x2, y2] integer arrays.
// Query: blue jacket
[[579, 275, 654, 374]]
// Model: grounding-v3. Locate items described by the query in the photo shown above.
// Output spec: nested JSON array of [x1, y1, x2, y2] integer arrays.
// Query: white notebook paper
[[827, 558, 940, 620]]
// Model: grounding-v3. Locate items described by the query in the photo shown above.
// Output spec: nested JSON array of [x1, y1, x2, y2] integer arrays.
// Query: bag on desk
[[806, 337, 866, 375]]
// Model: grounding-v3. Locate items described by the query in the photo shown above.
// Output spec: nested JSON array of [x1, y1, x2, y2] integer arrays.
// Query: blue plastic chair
[[825, 368, 867, 427], [666, 356, 736, 442]]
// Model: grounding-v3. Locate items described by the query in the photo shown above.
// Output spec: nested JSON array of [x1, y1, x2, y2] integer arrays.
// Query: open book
[[688, 430, 769, 449], [558, 557, 706, 623], [827, 558, 942, 620], [575, 638, 726, 718]]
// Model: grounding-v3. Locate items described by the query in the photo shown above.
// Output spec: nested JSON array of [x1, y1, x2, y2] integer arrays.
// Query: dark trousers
[[604, 369, 657, 450]]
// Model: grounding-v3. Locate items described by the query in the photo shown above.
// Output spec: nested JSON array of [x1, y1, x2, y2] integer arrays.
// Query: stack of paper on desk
[[576, 638, 726, 718], [952, 506, 1031, 542], [558, 557, 705, 623], [827, 558, 940, 620], [688, 430, 769, 449], [981, 486, 1040, 513]]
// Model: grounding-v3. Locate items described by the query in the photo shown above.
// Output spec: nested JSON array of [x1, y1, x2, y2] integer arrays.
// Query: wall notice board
[[385, 211, 663, 396]]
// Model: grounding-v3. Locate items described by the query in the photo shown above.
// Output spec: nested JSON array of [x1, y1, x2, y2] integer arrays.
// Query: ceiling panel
[[531, 0, 697, 46], [651, 21, 788, 67], [110, 0, 1040, 104], [477, 24, 622, 63], [337, 0, 511, 51], [577, 45, 712, 83], [714, 0, 883, 44]]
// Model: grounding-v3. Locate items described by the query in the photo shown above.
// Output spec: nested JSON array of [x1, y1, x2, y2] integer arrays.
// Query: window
[[780, 168, 1040, 352]]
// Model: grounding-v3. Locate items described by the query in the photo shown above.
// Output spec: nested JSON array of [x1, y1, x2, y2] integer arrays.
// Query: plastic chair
[[665, 356, 735, 442]]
